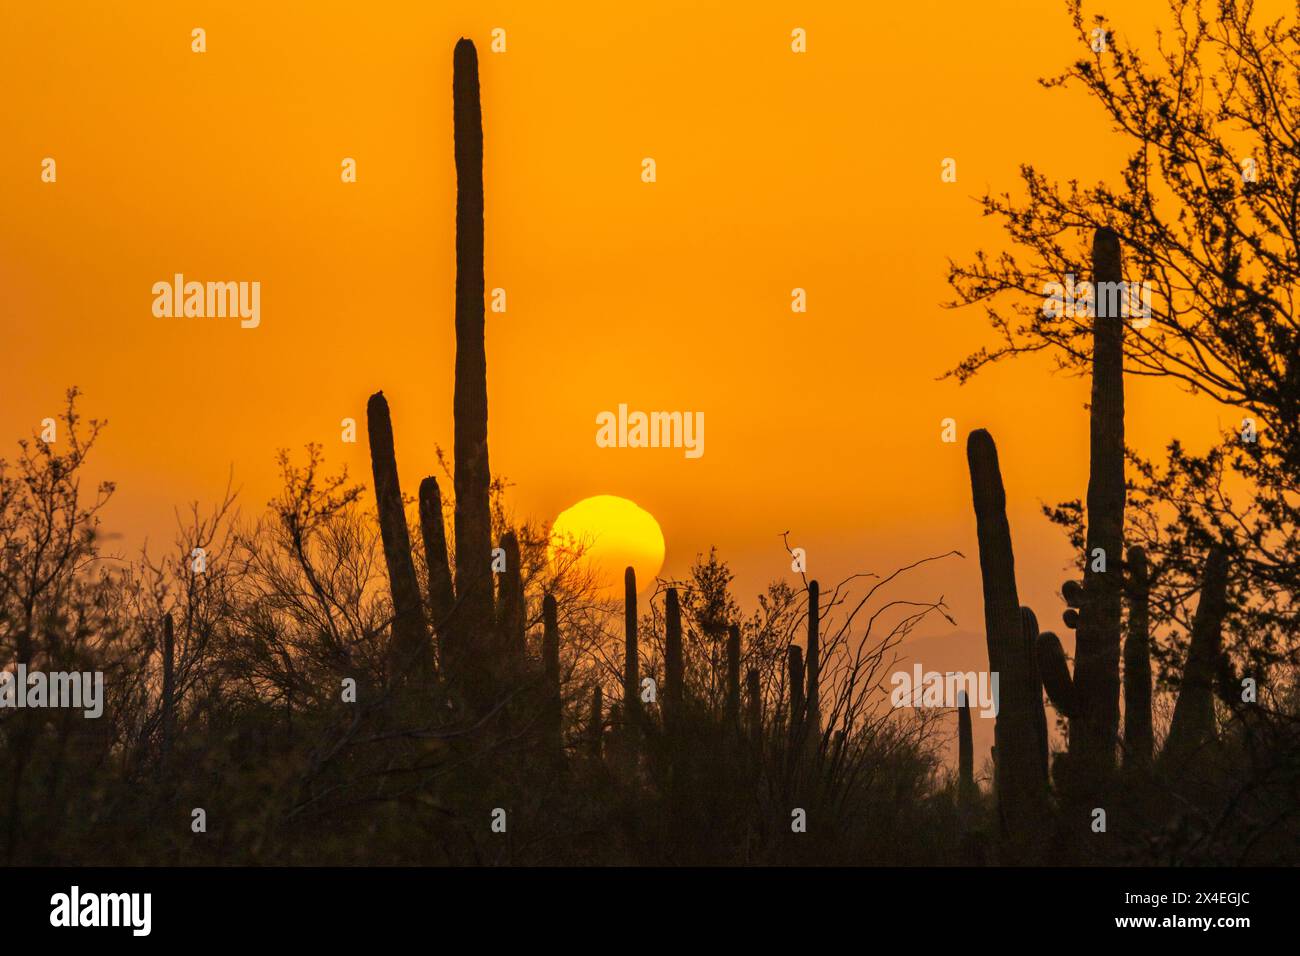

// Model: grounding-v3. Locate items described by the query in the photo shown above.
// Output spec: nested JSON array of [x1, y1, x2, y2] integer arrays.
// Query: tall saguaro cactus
[[367, 392, 431, 678], [623, 567, 640, 732], [664, 588, 684, 734], [451, 38, 495, 661], [957, 691, 975, 807], [418, 476, 456, 635], [542, 594, 561, 757], [805, 581, 821, 740], [1074, 227, 1127, 777], [1163, 548, 1229, 767], [1123, 546, 1153, 770], [966, 429, 1048, 834], [787, 645, 805, 751]]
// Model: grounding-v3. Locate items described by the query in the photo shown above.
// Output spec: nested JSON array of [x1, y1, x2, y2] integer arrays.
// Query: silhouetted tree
[[948, 0, 1300, 678]]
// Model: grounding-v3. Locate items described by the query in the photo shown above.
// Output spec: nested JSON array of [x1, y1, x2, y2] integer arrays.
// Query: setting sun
[[549, 495, 666, 596]]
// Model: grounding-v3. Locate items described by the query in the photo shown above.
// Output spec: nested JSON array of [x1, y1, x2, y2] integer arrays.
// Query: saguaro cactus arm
[[497, 530, 526, 663], [366, 391, 431, 678], [966, 428, 1048, 833], [1037, 631, 1077, 718], [418, 476, 456, 633], [1164, 547, 1230, 766]]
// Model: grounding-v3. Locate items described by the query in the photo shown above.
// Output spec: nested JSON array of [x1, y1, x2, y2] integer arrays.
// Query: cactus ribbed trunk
[[1163, 548, 1229, 767], [623, 567, 640, 734], [957, 691, 975, 806], [497, 530, 526, 666], [1074, 227, 1126, 778], [966, 429, 1048, 837], [664, 587, 684, 734], [451, 38, 495, 684], [161, 612, 175, 761], [805, 581, 821, 741], [1123, 546, 1153, 770], [725, 624, 741, 730], [542, 594, 561, 757], [418, 476, 456, 636], [367, 392, 431, 679]]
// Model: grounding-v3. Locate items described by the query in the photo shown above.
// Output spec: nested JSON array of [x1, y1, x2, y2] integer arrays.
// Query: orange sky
[[1, 1, 1271, 755]]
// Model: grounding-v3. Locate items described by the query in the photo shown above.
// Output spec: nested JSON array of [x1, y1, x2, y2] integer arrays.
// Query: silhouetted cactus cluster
[[362, 39, 555, 720], [351, 39, 952, 840], [356, 45, 1250, 864], [964, 227, 1238, 855]]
